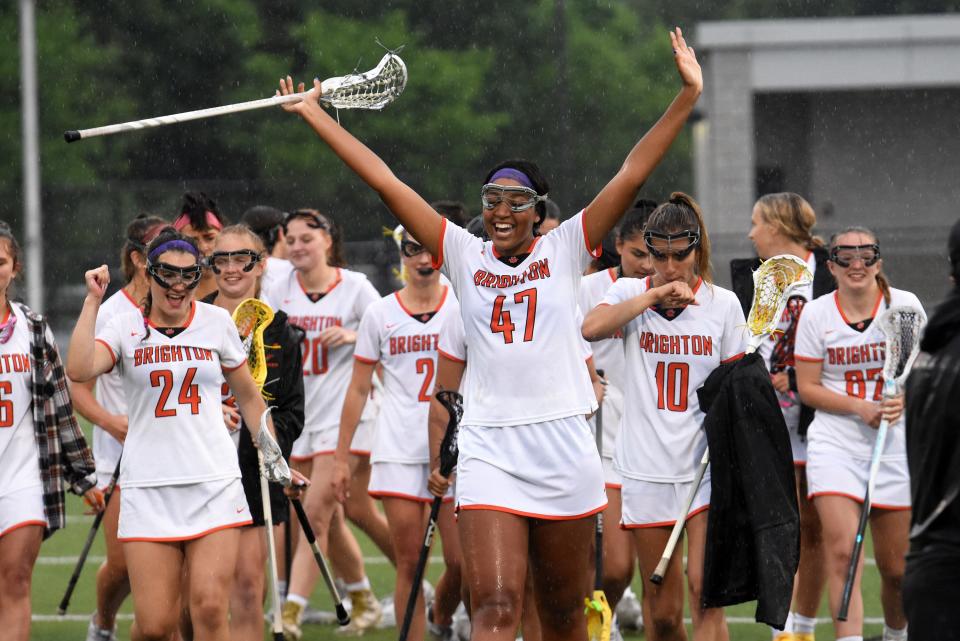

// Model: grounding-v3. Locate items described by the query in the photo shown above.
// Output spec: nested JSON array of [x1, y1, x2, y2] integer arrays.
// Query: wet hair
[[0, 221, 22, 271], [177, 191, 226, 230], [619, 199, 659, 243], [121, 215, 167, 284], [754, 192, 823, 250], [241, 205, 285, 251], [829, 226, 891, 304], [283, 208, 347, 267], [645, 192, 713, 283], [430, 200, 469, 227], [483, 159, 550, 225], [141, 228, 201, 330]]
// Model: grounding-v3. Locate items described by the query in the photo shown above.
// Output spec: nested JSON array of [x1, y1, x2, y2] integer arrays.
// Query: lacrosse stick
[[58, 458, 121, 615], [586, 370, 612, 641], [64, 52, 407, 142], [290, 498, 350, 625], [838, 305, 925, 621], [398, 390, 463, 641], [651, 255, 813, 584]]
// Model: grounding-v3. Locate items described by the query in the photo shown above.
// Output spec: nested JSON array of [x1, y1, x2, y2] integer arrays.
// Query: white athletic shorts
[[368, 462, 454, 503], [456, 415, 607, 520], [602, 456, 623, 489], [290, 421, 375, 462], [0, 484, 46, 538], [118, 477, 251, 541], [806, 443, 910, 510], [620, 467, 711, 528]]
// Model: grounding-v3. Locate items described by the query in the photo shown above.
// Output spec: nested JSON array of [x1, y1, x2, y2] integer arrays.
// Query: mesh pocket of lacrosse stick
[[321, 52, 408, 110], [877, 306, 925, 390], [232, 298, 275, 389], [746, 255, 814, 350]]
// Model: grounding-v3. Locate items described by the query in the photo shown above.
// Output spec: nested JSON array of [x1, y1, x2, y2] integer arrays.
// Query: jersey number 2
[[150, 368, 201, 418], [416, 358, 434, 403], [490, 288, 537, 344], [655, 362, 689, 412]]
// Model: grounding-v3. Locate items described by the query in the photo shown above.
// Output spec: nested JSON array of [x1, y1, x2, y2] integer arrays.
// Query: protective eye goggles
[[207, 250, 262, 274], [644, 229, 701, 261], [283, 210, 329, 231], [480, 184, 546, 213], [830, 244, 880, 268], [148, 261, 203, 289], [400, 239, 428, 258]]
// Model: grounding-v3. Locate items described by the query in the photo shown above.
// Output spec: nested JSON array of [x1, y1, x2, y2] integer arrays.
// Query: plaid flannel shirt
[[20, 302, 96, 538]]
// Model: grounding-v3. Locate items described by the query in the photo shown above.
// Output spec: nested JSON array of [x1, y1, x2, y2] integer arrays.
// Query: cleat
[[335, 589, 382, 635], [281, 600, 304, 641]]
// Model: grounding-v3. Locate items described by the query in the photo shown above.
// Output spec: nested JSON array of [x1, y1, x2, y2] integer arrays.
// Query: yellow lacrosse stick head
[[232, 298, 275, 390], [746, 254, 813, 352], [585, 591, 612, 641]]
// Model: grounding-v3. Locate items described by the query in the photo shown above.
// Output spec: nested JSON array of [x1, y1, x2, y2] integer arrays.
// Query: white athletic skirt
[[806, 442, 910, 510], [602, 456, 623, 489], [0, 484, 46, 537], [290, 420, 375, 462], [118, 477, 251, 541], [350, 418, 375, 456], [369, 462, 454, 503], [620, 468, 711, 528], [456, 415, 607, 520]]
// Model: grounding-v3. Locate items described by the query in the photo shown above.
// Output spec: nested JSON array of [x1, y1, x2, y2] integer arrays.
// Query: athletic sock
[[883, 625, 908, 641], [286, 593, 309, 608], [344, 577, 371, 593], [771, 611, 796, 637], [277, 580, 287, 597], [793, 613, 817, 634], [836, 636, 863, 641]]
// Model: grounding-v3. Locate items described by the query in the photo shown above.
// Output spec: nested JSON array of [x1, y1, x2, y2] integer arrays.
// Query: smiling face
[[149, 250, 199, 322], [211, 233, 263, 300], [482, 178, 541, 255], [828, 231, 882, 296], [284, 217, 331, 273]]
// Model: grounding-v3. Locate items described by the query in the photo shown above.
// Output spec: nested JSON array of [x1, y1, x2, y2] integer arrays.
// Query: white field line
[[31, 613, 889, 625]]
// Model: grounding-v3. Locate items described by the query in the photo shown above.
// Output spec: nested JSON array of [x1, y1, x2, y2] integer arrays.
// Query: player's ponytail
[[755, 192, 824, 251], [646, 192, 713, 283]]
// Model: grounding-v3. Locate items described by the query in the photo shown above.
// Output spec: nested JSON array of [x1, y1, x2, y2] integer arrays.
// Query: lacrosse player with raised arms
[[583, 194, 746, 641], [67, 227, 295, 641], [794, 228, 924, 641], [277, 26, 701, 641]]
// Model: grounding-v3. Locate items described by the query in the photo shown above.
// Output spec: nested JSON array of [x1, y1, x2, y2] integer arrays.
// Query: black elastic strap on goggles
[[829, 244, 880, 267], [207, 249, 262, 275], [643, 229, 701, 260], [148, 262, 203, 290]]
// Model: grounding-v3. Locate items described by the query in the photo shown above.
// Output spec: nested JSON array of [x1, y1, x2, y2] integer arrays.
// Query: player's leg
[[631, 526, 686, 641], [602, 486, 635, 612], [346, 451, 395, 565], [93, 485, 131, 635], [684, 510, 728, 641], [869, 507, 910, 636], [229, 525, 268, 641], [459, 509, 529, 641], [521, 564, 543, 641], [184, 527, 241, 641], [527, 516, 595, 641], [327, 501, 382, 633], [0, 523, 43, 641], [786, 468, 825, 639], [813, 495, 864, 639], [383, 496, 430, 641], [433, 500, 463, 630], [125, 540, 185, 641]]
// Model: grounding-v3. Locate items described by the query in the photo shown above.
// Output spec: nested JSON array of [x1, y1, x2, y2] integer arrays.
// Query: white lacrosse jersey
[[0, 304, 41, 496], [794, 288, 925, 460], [354, 287, 460, 464], [95, 302, 247, 488], [579, 268, 627, 458], [438, 306, 467, 364], [263, 268, 380, 434], [755, 252, 817, 429], [92, 289, 140, 481], [436, 212, 599, 427], [602, 277, 747, 482], [260, 257, 294, 307]]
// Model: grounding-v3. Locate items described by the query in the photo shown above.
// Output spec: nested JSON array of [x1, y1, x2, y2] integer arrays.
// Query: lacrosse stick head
[[320, 53, 407, 110], [435, 390, 463, 477], [256, 406, 292, 485], [746, 255, 814, 352], [877, 305, 925, 393], [232, 298, 274, 390]]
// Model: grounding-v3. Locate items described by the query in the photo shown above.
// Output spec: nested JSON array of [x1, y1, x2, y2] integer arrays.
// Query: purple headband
[[148, 239, 200, 262], [489, 168, 535, 190]]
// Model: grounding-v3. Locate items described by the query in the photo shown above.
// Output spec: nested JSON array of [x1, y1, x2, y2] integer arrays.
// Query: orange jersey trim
[[221, 361, 246, 373], [121, 287, 140, 309], [431, 218, 447, 270], [834, 290, 883, 326], [808, 491, 910, 511], [354, 354, 378, 365], [581, 213, 602, 258], [297, 268, 342, 299], [438, 348, 465, 364], [0, 520, 47, 538], [96, 338, 118, 371], [118, 519, 253, 542], [721, 352, 745, 364], [458, 502, 607, 521], [794, 355, 824, 363], [147, 301, 196, 330], [394, 286, 449, 317]]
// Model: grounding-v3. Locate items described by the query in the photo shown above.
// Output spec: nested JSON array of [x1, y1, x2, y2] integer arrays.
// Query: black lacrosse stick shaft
[[838, 490, 872, 621], [398, 390, 462, 641], [594, 369, 604, 591], [59, 459, 121, 615], [290, 498, 350, 625]]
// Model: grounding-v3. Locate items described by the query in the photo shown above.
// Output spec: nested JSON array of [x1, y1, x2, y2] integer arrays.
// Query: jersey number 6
[[490, 288, 538, 344]]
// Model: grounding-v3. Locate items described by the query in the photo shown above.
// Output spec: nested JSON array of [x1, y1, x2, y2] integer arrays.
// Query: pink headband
[[173, 211, 222, 231]]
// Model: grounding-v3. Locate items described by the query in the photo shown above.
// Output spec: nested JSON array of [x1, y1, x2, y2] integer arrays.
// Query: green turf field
[[28, 421, 888, 640]]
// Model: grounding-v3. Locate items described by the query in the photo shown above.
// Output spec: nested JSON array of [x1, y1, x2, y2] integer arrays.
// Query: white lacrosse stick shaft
[[259, 449, 284, 639]]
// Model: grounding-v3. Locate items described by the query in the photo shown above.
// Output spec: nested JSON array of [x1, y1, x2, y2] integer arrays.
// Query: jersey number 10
[[655, 361, 689, 412]]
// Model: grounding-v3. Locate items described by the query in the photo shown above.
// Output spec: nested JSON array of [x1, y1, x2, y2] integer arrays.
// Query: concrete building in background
[[694, 14, 960, 306]]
